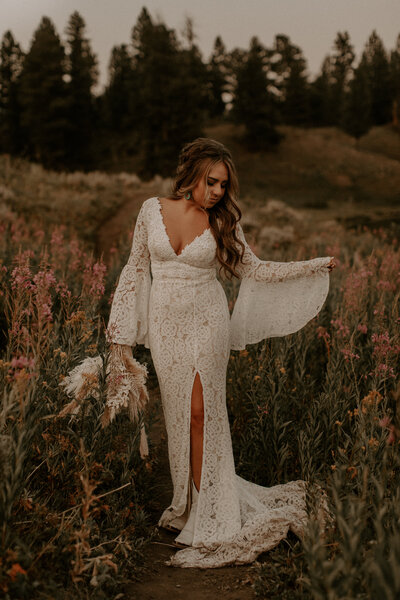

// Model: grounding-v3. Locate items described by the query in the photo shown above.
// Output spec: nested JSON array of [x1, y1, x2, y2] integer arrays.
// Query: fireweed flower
[[343, 268, 373, 312], [32, 269, 58, 322], [11, 250, 35, 290], [8, 355, 36, 381], [83, 259, 107, 300], [341, 347, 360, 361], [69, 238, 83, 271], [331, 318, 350, 339], [372, 331, 395, 358]]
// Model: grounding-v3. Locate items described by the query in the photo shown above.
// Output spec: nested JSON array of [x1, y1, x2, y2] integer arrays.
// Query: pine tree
[[224, 47, 246, 113], [131, 8, 204, 177], [207, 36, 228, 118], [104, 44, 136, 132], [309, 56, 333, 125], [19, 17, 69, 168], [330, 32, 355, 126], [362, 30, 392, 125], [0, 31, 24, 154], [343, 57, 372, 138], [231, 37, 281, 150], [64, 11, 98, 169], [390, 34, 400, 127], [271, 34, 310, 125]]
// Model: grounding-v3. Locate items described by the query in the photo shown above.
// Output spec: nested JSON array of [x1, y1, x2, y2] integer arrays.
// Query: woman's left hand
[[327, 257, 336, 272]]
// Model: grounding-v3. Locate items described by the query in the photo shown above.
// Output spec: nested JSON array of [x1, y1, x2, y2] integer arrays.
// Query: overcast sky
[[1, 0, 399, 90]]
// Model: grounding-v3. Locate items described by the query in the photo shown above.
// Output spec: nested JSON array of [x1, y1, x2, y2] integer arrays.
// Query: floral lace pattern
[[231, 223, 331, 349], [107, 196, 332, 568]]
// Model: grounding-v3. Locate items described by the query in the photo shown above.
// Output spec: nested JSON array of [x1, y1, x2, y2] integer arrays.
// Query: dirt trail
[[96, 198, 258, 600]]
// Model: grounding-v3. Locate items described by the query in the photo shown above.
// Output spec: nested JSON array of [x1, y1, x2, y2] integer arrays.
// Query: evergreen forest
[[1, 7, 400, 177]]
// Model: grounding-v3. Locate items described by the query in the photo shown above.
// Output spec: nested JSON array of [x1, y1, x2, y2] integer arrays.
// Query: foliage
[[207, 36, 229, 118], [231, 37, 282, 150], [390, 34, 400, 127], [0, 152, 399, 596], [1, 8, 400, 172], [361, 30, 392, 126], [18, 17, 69, 170], [271, 34, 310, 126], [0, 212, 157, 598], [224, 225, 400, 598], [343, 58, 372, 138], [0, 31, 24, 155], [64, 11, 98, 170], [130, 8, 206, 178], [330, 32, 355, 127]]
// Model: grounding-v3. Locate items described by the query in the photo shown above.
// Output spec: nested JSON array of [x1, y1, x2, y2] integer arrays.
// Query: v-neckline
[[155, 197, 211, 258]]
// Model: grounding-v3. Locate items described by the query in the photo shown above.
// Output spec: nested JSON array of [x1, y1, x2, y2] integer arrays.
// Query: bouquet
[[59, 344, 149, 458]]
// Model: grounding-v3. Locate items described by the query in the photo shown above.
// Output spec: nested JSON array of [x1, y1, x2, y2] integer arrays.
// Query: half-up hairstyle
[[168, 137, 245, 279]]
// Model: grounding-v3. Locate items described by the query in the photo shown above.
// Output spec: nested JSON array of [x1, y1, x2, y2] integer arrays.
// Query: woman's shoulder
[[142, 196, 159, 208], [139, 196, 159, 216]]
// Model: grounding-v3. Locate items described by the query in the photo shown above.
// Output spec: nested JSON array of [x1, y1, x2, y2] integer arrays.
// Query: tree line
[[1, 7, 399, 177]]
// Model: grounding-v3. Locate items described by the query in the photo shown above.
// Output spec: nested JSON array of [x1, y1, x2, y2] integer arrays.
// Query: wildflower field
[[0, 153, 399, 599]]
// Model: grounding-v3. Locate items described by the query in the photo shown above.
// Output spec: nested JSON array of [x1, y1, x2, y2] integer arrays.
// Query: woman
[[107, 138, 335, 568]]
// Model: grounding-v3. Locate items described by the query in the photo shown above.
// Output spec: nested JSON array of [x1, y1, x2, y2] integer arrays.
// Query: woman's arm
[[230, 223, 334, 350], [234, 222, 334, 282], [107, 201, 151, 347]]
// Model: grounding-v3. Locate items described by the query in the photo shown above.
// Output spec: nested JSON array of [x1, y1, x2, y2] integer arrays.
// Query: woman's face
[[191, 161, 228, 210]]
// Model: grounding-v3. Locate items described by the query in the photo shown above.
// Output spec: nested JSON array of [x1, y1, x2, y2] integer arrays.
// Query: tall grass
[[226, 226, 399, 598], [0, 214, 156, 599], [1, 185, 399, 597]]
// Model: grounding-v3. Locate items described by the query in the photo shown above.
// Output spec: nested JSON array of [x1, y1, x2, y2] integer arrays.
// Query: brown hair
[[168, 137, 245, 278]]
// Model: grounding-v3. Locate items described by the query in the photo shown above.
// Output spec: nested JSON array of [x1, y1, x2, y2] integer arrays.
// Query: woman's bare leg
[[190, 372, 204, 492]]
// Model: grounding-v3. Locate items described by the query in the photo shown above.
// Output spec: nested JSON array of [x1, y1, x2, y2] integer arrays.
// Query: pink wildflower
[[341, 347, 360, 361], [331, 318, 350, 339], [372, 331, 394, 358], [11, 250, 35, 290], [68, 239, 83, 271], [317, 326, 330, 342], [343, 269, 373, 312], [32, 269, 57, 322], [10, 356, 36, 370], [83, 259, 107, 300]]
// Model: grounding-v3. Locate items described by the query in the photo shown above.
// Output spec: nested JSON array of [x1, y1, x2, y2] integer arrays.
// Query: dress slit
[[189, 369, 205, 492]]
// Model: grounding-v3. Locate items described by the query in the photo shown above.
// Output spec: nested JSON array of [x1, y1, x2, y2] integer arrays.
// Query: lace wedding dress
[[107, 196, 332, 568]]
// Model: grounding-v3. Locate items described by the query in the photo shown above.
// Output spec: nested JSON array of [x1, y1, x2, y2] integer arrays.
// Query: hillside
[[206, 123, 400, 207], [1, 124, 399, 255]]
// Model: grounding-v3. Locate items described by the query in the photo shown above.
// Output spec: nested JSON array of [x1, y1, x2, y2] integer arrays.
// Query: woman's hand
[[327, 257, 336, 272]]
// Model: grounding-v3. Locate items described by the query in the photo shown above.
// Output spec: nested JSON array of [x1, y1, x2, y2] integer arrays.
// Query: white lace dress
[[107, 196, 332, 568]]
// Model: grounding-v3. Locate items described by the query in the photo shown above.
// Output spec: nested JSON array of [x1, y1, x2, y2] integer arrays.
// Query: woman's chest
[[147, 197, 217, 267]]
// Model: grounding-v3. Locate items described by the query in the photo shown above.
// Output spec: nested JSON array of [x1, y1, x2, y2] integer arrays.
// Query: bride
[[107, 137, 335, 568]]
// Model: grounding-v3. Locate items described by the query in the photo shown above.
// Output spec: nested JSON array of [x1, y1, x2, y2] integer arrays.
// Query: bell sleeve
[[230, 223, 332, 350], [107, 201, 151, 348]]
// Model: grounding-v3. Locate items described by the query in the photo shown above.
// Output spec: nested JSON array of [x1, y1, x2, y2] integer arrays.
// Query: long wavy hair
[[168, 138, 245, 278]]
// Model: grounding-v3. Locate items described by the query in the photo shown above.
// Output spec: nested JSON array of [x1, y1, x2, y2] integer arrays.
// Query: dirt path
[[96, 199, 258, 600]]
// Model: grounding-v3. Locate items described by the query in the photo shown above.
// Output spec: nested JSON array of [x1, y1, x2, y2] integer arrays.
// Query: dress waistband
[[151, 260, 216, 283]]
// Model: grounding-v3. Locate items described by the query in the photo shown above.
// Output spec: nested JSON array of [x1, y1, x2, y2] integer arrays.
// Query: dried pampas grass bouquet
[[59, 344, 149, 458]]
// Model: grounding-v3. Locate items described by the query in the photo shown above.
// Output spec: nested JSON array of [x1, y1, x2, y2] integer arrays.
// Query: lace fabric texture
[[107, 196, 332, 568]]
